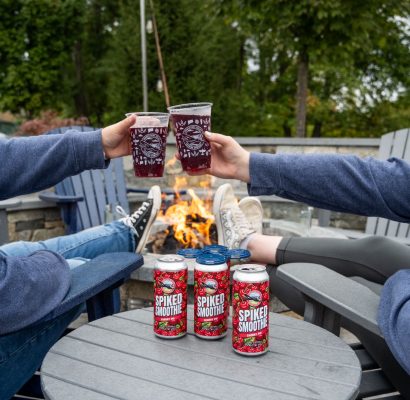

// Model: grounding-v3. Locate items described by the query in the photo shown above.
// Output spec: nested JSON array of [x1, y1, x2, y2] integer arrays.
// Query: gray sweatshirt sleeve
[[0, 129, 107, 200], [248, 152, 410, 222]]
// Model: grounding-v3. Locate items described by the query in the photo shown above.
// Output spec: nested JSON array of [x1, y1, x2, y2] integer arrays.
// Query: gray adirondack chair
[[277, 263, 408, 399], [38, 126, 130, 235], [321, 128, 410, 243]]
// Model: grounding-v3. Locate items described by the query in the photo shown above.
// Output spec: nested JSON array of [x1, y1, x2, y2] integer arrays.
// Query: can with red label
[[194, 253, 229, 339], [154, 255, 188, 339], [232, 265, 269, 355]]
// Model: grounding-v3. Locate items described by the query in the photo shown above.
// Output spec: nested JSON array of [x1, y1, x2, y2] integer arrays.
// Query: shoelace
[[116, 203, 150, 237]]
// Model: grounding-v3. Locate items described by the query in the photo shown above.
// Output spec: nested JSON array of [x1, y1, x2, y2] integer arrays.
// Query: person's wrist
[[236, 151, 250, 183]]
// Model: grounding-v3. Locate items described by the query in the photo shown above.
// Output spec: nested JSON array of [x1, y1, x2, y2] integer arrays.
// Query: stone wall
[[7, 207, 65, 242]]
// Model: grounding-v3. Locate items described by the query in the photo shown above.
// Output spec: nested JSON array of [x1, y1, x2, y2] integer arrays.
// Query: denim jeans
[[0, 221, 135, 399]]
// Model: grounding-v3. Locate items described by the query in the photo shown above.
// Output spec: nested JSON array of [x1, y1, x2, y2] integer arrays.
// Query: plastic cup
[[126, 112, 170, 178], [168, 102, 212, 172]]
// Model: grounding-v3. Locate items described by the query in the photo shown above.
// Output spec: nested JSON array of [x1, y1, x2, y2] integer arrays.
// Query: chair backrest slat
[[366, 129, 410, 238], [113, 158, 129, 214], [103, 164, 118, 209], [91, 169, 107, 223], [70, 173, 90, 230], [80, 170, 101, 227]]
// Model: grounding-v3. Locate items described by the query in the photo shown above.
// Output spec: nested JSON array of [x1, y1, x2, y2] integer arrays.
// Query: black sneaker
[[118, 185, 161, 253]]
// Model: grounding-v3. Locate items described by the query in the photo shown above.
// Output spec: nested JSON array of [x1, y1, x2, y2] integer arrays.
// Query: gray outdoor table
[[41, 306, 361, 400]]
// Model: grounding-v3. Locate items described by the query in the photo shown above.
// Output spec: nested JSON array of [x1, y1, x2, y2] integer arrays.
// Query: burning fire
[[157, 175, 215, 248]]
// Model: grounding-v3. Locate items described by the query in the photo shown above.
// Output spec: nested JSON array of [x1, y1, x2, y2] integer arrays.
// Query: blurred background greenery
[[0, 0, 409, 137]]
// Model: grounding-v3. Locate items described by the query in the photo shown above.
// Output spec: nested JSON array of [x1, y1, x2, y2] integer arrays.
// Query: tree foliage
[[0, 0, 409, 137]]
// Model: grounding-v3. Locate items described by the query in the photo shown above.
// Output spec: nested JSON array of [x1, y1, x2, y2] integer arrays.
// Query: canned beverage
[[227, 249, 251, 266], [177, 248, 204, 259], [194, 253, 229, 339], [203, 244, 228, 254], [203, 245, 230, 268], [154, 255, 188, 339], [232, 265, 269, 355]]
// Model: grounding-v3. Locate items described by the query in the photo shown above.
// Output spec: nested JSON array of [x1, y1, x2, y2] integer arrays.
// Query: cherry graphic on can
[[232, 265, 270, 355], [154, 255, 187, 339], [194, 253, 229, 339]]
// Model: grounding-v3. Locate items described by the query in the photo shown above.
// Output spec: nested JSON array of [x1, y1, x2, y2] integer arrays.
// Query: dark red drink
[[130, 126, 168, 177], [168, 103, 212, 172]]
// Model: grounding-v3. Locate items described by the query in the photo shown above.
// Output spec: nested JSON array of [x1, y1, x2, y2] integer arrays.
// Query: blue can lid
[[196, 252, 226, 265], [177, 248, 203, 258], [203, 244, 228, 254], [203, 249, 229, 257], [228, 249, 251, 259]]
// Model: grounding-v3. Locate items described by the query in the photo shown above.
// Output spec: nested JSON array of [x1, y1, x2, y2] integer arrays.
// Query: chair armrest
[[0, 199, 21, 210], [277, 263, 382, 336], [39, 252, 143, 323], [39, 191, 84, 204]]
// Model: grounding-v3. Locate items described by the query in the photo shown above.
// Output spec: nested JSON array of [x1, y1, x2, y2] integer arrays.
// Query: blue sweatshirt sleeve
[[0, 250, 71, 334], [0, 129, 107, 200], [248, 152, 410, 222], [378, 270, 410, 375]]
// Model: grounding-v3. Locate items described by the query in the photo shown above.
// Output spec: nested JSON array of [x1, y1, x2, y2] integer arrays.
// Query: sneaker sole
[[212, 184, 231, 246], [136, 185, 162, 253]]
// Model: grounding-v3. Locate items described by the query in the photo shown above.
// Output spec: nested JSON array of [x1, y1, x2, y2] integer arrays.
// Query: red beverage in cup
[[126, 112, 169, 178], [168, 103, 212, 172]]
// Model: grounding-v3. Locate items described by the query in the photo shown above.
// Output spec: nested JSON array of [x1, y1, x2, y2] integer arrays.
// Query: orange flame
[[157, 176, 214, 248]]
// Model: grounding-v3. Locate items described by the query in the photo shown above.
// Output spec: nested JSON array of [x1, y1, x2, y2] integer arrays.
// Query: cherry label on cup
[[154, 269, 187, 337], [194, 269, 229, 338], [232, 279, 269, 354]]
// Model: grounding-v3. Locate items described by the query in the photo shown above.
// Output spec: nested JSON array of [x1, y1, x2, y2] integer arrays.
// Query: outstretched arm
[[187, 131, 410, 222], [0, 116, 135, 200]]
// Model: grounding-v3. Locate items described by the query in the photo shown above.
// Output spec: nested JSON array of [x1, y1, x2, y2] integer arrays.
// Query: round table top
[[41, 306, 361, 400]]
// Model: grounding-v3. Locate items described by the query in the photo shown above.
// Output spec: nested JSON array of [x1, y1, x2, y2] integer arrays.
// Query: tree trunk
[[73, 41, 88, 117], [237, 37, 245, 91], [312, 121, 322, 137], [283, 123, 292, 137], [295, 49, 308, 138]]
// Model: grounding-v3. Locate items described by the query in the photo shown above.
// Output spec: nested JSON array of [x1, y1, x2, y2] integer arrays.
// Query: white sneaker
[[213, 184, 255, 248], [239, 197, 263, 234], [118, 185, 161, 253]]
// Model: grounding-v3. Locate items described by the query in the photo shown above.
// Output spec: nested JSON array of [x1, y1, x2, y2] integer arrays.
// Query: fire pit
[[147, 177, 218, 253]]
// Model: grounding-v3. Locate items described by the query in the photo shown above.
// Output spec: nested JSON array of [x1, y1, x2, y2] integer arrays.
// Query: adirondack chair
[[2, 126, 145, 399], [277, 263, 409, 399], [320, 128, 410, 244]]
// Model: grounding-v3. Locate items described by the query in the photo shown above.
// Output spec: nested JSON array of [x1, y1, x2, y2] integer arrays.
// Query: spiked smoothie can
[[168, 102, 212, 172], [154, 255, 187, 338], [232, 265, 269, 355], [194, 253, 229, 339]]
